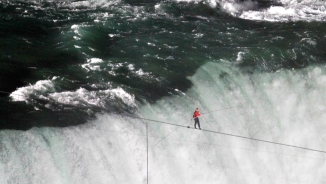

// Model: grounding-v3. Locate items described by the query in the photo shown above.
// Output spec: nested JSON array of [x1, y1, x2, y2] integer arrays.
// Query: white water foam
[[220, 0, 258, 16], [81, 58, 104, 72], [10, 78, 57, 102], [48, 87, 136, 108], [172, 0, 326, 22], [3, 62, 326, 183], [239, 0, 326, 22], [10, 0, 326, 22], [9, 77, 136, 108]]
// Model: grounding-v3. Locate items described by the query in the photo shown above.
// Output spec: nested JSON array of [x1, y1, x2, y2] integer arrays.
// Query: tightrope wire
[[1, 88, 325, 154], [120, 113, 326, 154]]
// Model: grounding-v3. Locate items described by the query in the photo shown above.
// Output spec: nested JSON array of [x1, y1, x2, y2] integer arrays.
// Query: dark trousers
[[194, 117, 201, 129]]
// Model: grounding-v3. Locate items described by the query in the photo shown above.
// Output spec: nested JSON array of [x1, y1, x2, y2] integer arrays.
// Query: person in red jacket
[[193, 108, 201, 129]]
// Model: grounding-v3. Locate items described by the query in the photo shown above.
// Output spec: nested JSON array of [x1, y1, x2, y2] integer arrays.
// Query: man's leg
[[194, 118, 198, 128], [198, 119, 201, 129]]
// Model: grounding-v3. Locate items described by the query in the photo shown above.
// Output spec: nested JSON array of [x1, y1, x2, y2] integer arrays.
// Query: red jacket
[[193, 111, 200, 118]]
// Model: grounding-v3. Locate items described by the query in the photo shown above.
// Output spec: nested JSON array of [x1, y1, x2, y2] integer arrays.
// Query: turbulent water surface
[[1, 0, 326, 183]]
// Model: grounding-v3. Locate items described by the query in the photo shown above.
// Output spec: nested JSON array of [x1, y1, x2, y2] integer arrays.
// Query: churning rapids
[[1, 0, 326, 183]]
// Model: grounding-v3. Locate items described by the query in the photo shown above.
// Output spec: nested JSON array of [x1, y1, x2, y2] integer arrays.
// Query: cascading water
[[1, 0, 326, 183]]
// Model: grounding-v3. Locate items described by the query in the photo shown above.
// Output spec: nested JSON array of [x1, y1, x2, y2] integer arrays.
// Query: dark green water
[[1, 1, 326, 183], [0, 0, 325, 129]]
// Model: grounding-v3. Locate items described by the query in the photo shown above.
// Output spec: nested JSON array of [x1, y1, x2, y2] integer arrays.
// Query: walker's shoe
[[199, 128, 201, 130]]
